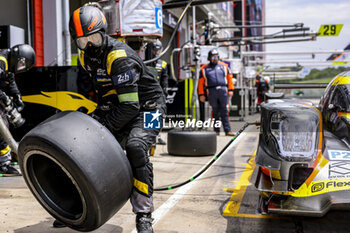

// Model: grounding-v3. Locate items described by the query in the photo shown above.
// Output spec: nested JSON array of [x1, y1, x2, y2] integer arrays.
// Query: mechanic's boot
[[225, 132, 235, 136], [157, 137, 166, 145], [53, 219, 66, 228], [0, 161, 20, 176], [136, 213, 154, 233]]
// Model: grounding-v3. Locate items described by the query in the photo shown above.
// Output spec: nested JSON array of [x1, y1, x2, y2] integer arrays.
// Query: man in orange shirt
[[198, 49, 234, 136]]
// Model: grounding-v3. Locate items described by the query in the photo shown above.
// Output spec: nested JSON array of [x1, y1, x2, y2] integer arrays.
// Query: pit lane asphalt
[[1, 114, 350, 233]]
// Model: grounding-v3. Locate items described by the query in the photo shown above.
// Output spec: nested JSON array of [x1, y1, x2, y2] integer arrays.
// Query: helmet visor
[[76, 32, 103, 50], [16, 58, 27, 72]]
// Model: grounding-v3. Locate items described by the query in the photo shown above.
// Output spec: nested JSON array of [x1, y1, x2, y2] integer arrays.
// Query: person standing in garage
[[255, 73, 269, 112], [65, 6, 166, 233], [0, 44, 35, 175], [198, 49, 234, 136]]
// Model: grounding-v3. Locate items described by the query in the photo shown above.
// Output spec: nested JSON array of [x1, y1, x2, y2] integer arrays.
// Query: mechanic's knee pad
[[125, 138, 149, 168]]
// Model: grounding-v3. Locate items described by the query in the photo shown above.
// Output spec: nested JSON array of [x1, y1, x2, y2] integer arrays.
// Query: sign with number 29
[[318, 24, 343, 36]]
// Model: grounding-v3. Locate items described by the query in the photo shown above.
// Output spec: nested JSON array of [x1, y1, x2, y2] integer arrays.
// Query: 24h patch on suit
[[112, 70, 133, 85]]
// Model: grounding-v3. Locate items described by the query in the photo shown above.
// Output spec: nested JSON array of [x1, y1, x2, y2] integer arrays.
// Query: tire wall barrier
[[18, 111, 133, 231]]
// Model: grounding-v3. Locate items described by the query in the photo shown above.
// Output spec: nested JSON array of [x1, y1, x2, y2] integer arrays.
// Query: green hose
[[154, 121, 259, 191]]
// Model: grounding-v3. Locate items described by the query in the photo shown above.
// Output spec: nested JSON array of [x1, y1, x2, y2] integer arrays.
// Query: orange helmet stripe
[[73, 9, 84, 37], [102, 14, 106, 25]]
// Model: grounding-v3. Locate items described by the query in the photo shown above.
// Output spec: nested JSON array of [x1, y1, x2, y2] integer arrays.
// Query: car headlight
[[270, 111, 318, 161]]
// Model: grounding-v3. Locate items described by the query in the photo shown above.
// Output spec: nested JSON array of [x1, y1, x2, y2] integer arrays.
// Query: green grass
[[290, 77, 333, 84]]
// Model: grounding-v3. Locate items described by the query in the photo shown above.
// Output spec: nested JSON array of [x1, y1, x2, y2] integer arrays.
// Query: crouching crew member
[[67, 6, 166, 233], [0, 44, 35, 175]]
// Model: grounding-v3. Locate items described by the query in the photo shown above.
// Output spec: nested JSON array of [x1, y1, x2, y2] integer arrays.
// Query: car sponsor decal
[[311, 182, 324, 193], [291, 178, 350, 197], [329, 161, 350, 178], [328, 150, 350, 160]]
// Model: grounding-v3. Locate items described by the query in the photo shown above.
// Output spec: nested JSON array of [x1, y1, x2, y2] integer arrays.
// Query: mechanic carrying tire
[[65, 5, 166, 233]]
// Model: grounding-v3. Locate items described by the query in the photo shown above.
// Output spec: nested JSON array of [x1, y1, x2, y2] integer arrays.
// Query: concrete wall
[[0, 0, 28, 43]]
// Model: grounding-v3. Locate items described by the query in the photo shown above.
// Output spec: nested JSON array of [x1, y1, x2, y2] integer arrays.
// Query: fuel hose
[[144, 0, 194, 64], [154, 121, 260, 191]]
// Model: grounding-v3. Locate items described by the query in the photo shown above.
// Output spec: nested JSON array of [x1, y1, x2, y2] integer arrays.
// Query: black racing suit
[[0, 49, 23, 164], [78, 36, 166, 213], [150, 59, 168, 96]]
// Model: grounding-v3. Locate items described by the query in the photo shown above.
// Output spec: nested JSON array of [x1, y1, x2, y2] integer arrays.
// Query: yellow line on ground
[[222, 153, 256, 217], [222, 151, 293, 219], [222, 151, 285, 219], [223, 188, 233, 191], [222, 188, 240, 192], [233, 213, 287, 219]]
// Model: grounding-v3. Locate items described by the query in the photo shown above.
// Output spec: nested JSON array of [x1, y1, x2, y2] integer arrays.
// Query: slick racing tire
[[18, 111, 133, 232], [167, 130, 217, 156]]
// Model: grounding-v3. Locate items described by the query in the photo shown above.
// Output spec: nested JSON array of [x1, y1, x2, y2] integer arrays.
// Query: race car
[[255, 71, 350, 216]]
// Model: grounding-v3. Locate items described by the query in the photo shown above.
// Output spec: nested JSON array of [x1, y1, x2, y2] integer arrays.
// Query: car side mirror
[[328, 104, 335, 110]]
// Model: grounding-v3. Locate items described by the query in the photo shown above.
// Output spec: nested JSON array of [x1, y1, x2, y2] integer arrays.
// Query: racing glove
[[13, 94, 24, 112], [89, 104, 111, 126]]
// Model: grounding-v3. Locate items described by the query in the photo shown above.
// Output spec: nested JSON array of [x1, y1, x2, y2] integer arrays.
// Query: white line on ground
[[130, 132, 247, 233]]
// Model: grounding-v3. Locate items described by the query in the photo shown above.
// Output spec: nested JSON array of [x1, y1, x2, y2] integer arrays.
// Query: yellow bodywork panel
[[338, 112, 350, 119], [331, 76, 350, 85], [22, 91, 97, 114]]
